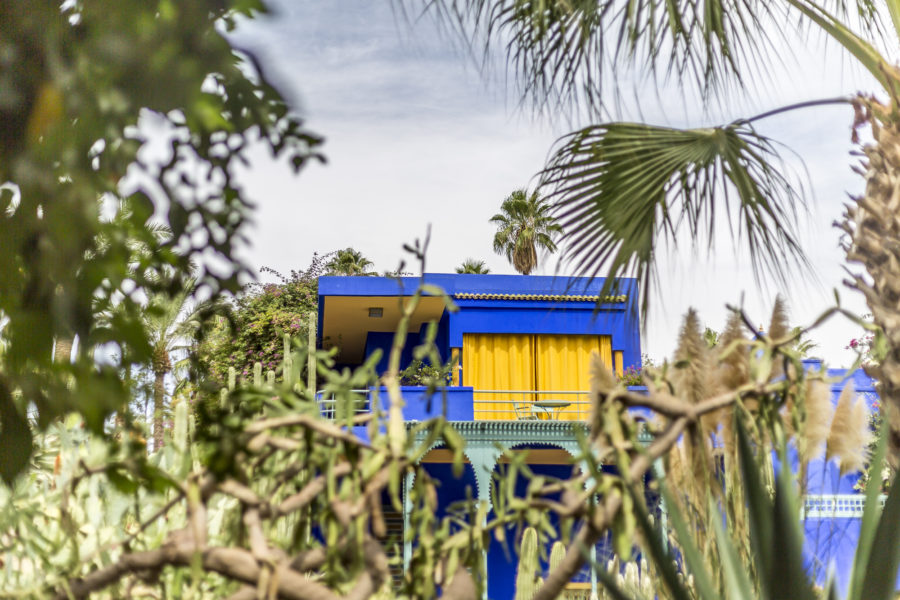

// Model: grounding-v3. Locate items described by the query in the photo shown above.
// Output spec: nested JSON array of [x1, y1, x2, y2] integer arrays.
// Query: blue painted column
[[403, 470, 414, 570], [466, 442, 504, 600], [652, 458, 668, 552]]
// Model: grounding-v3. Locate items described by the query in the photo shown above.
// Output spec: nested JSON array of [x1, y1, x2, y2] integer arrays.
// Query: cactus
[[599, 555, 656, 600], [515, 527, 541, 600], [173, 400, 188, 452], [639, 558, 654, 599], [549, 541, 565, 573], [283, 334, 295, 387]]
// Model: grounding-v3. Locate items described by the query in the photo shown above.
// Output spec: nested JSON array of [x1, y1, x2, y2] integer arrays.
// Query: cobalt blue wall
[[375, 386, 475, 421], [319, 274, 643, 372], [487, 456, 577, 600], [798, 365, 880, 591], [365, 331, 414, 375], [364, 320, 453, 376]]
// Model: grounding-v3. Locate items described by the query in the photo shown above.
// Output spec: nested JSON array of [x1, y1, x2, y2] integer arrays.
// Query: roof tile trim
[[453, 293, 627, 302]]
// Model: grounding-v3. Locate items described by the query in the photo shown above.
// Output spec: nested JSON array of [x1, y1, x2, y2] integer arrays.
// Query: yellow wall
[[463, 334, 535, 420], [463, 334, 612, 421]]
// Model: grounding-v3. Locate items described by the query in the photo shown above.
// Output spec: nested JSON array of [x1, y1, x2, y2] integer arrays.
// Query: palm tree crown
[[325, 248, 375, 276], [456, 259, 491, 274], [491, 190, 562, 275]]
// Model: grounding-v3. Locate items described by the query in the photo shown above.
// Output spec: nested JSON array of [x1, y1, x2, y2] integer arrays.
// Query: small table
[[533, 399, 571, 420]]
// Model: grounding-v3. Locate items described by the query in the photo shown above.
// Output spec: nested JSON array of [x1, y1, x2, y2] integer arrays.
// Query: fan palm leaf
[[415, 0, 887, 112], [326, 248, 376, 276], [456, 259, 492, 273], [542, 121, 808, 312]]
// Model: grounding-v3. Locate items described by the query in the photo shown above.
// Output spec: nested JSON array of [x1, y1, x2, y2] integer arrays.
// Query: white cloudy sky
[[226, 1, 890, 366]]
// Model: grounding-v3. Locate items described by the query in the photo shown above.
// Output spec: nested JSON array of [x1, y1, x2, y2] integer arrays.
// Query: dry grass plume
[[768, 296, 791, 380], [827, 382, 871, 475], [589, 352, 618, 440], [799, 380, 834, 463]]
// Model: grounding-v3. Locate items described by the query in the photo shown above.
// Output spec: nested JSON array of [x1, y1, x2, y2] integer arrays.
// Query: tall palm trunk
[[152, 369, 165, 451], [54, 337, 73, 363], [842, 99, 900, 469], [151, 344, 172, 451], [512, 243, 537, 275]]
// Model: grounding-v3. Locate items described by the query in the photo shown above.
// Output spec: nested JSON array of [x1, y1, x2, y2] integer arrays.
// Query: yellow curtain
[[463, 333, 534, 420], [534, 335, 612, 421], [614, 351, 624, 377]]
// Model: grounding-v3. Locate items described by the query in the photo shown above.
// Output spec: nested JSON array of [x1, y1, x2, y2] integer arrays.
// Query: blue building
[[316, 273, 881, 597]]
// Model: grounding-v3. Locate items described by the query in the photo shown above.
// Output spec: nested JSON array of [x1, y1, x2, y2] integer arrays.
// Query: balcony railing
[[315, 390, 371, 420], [315, 387, 615, 422], [472, 389, 592, 421]]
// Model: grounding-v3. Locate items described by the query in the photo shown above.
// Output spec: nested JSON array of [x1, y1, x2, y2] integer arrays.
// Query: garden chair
[[513, 401, 539, 420]]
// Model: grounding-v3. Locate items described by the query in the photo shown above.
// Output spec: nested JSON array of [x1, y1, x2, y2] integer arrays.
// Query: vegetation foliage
[[5, 2, 900, 599], [1, 289, 886, 599], [0, 0, 322, 481], [455, 259, 491, 274], [198, 257, 325, 385]]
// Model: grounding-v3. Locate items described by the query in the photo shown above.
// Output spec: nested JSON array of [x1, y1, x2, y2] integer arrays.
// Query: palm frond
[[456, 259, 492, 273], [541, 120, 809, 315], [412, 0, 888, 113]]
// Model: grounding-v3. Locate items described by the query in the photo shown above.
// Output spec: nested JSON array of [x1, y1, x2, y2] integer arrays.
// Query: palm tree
[[143, 276, 202, 451], [491, 189, 562, 275], [325, 248, 376, 276], [456, 259, 491, 274]]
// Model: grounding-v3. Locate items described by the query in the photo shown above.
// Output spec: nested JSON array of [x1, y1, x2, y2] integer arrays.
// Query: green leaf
[[106, 465, 139, 495], [660, 481, 719, 600], [418, 0, 885, 113], [857, 423, 900, 600], [0, 380, 32, 485], [612, 488, 636, 558], [736, 413, 774, 597], [847, 414, 889, 600], [769, 440, 817, 600], [624, 480, 695, 600], [784, 0, 895, 94], [542, 121, 808, 316], [709, 495, 754, 600]]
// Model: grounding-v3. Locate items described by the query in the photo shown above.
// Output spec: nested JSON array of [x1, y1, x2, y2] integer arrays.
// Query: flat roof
[[318, 273, 636, 298]]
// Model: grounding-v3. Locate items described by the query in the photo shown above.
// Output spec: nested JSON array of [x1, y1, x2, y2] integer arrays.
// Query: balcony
[[471, 390, 591, 421], [316, 386, 650, 423]]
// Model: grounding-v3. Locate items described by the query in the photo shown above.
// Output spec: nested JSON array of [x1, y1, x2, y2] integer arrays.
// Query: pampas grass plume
[[800, 380, 833, 463], [768, 296, 790, 380], [590, 352, 617, 437], [767, 296, 790, 343], [841, 396, 871, 475], [672, 309, 709, 405], [717, 311, 750, 390], [826, 383, 854, 462]]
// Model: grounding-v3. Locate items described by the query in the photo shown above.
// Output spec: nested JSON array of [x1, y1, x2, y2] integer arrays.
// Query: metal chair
[[513, 401, 538, 420]]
